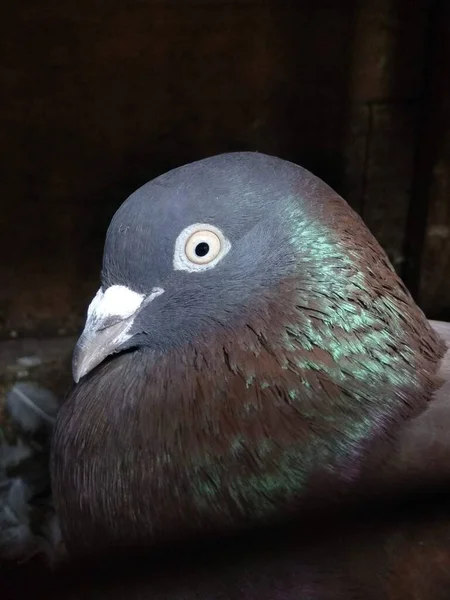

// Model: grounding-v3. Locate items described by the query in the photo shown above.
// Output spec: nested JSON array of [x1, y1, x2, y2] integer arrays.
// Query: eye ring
[[173, 223, 231, 272], [185, 230, 222, 264]]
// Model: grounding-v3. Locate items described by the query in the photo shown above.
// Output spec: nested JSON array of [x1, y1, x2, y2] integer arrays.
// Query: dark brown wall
[[414, 0, 450, 319], [1, 0, 449, 340]]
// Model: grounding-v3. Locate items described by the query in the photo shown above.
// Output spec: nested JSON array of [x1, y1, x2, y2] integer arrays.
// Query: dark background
[[2, 0, 450, 342]]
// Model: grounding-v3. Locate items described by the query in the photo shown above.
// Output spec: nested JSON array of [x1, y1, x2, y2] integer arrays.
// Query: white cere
[[173, 223, 231, 272], [85, 285, 164, 333], [87, 285, 145, 321], [85, 284, 161, 324]]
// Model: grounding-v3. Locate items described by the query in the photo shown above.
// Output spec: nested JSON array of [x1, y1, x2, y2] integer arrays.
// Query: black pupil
[[195, 242, 210, 257]]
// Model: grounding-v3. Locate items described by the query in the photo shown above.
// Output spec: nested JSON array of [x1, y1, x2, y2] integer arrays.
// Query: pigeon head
[[54, 152, 446, 554], [73, 151, 431, 381], [73, 153, 302, 381]]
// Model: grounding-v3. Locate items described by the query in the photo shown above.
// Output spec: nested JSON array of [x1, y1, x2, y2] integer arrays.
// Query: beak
[[72, 285, 164, 383]]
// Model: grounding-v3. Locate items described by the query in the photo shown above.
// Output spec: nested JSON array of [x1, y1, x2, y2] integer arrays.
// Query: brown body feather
[[51, 277, 446, 556], [3, 464, 450, 600]]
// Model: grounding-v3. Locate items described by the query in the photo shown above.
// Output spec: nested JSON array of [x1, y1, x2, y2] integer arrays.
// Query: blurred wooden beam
[[403, 0, 450, 318], [343, 0, 430, 271]]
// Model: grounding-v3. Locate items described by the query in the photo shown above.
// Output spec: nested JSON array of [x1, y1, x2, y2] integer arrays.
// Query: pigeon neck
[[53, 276, 445, 556]]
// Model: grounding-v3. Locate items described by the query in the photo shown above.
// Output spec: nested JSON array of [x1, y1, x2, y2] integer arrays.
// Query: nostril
[[95, 315, 126, 331]]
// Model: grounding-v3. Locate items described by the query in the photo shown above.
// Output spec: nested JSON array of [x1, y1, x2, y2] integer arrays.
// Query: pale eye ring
[[185, 230, 222, 264], [173, 223, 231, 272]]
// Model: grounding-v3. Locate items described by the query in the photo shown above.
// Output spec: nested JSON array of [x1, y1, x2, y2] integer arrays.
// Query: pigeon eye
[[173, 224, 231, 272], [185, 230, 221, 264]]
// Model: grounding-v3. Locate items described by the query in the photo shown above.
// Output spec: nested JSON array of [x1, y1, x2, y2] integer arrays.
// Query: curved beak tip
[[72, 342, 91, 384], [72, 360, 84, 384], [71, 318, 135, 384]]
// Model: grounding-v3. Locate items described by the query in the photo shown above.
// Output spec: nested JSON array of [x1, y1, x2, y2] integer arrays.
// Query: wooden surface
[[0, 0, 449, 339]]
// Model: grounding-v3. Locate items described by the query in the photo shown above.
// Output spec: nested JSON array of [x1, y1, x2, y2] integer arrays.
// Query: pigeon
[[45, 152, 450, 599]]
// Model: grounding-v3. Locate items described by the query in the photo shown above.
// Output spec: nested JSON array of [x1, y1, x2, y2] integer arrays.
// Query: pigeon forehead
[[102, 152, 305, 288], [110, 152, 300, 232]]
